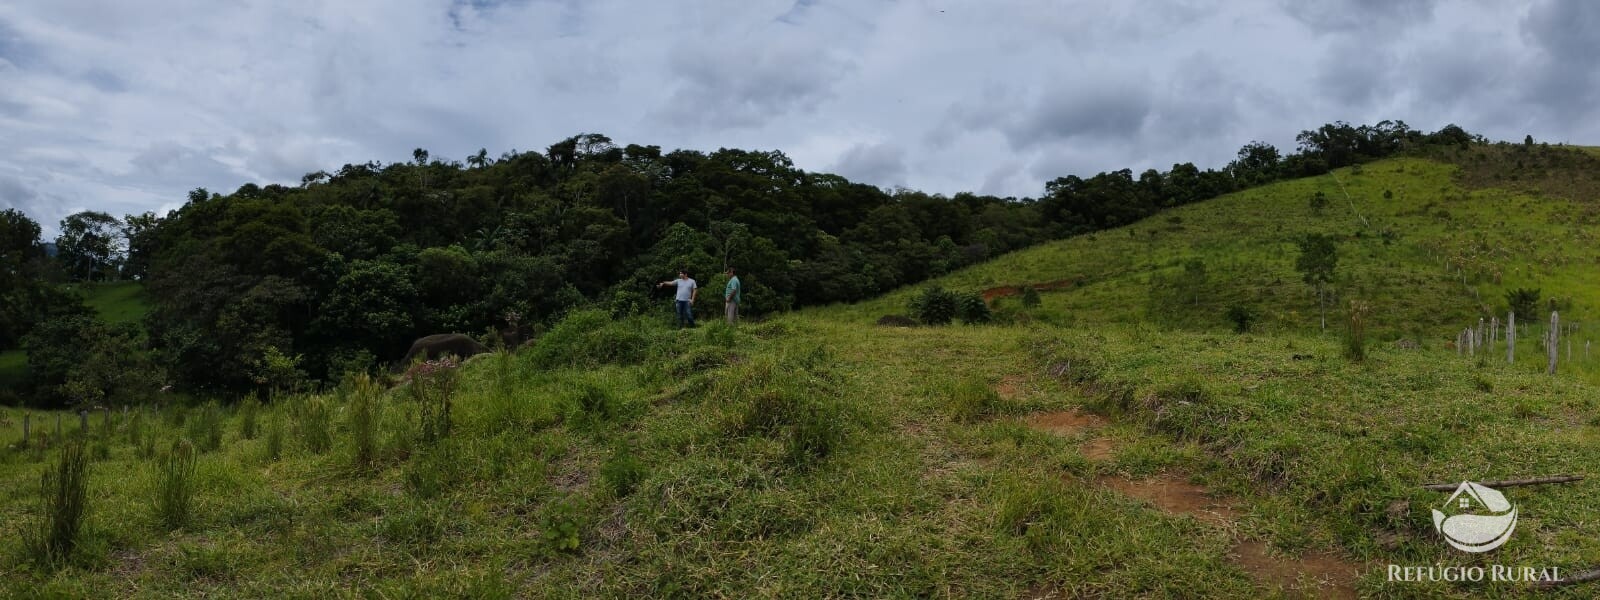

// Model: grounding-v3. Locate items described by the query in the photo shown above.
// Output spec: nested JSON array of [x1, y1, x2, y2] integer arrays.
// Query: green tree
[[56, 211, 124, 281], [1295, 234, 1339, 330], [1505, 288, 1540, 320]]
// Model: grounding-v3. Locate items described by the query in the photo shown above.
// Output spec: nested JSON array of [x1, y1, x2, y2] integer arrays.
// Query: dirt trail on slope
[[980, 278, 1081, 301], [1020, 403, 1359, 598]]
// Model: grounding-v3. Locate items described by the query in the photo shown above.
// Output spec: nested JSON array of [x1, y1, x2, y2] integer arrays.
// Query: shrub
[[908, 286, 958, 325], [410, 358, 458, 445], [1020, 286, 1042, 308], [1505, 287, 1540, 320], [1225, 304, 1259, 333], [155, 438, 198, 530], [347, 374, 383, 468], [957, 292, 993, 324], [238, 393, 260, 440], [23, 438, 90, 568]]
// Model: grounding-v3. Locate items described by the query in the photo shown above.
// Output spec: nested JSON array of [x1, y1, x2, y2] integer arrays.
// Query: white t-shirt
[[671, 277, 697, 301]]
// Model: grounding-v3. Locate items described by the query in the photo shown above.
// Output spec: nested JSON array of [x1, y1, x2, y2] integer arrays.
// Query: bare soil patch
[[1080, 438, 1116, 461], [1231, 540, 1358, 599], [1023, 410, 1107, 436], [980, 278, 1081, 302], [1096, 473, 1239, 525]]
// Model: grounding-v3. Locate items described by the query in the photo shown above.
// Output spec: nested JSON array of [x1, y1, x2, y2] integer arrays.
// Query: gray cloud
[[831, 142, 906, 188], [0, 0, 1596, 235]]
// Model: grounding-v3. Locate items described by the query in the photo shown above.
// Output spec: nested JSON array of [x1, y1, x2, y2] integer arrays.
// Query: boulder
[[397, 334, 489, 371]]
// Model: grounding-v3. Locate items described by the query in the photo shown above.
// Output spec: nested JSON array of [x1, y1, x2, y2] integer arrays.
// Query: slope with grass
[[5, 148, 1600, 598]]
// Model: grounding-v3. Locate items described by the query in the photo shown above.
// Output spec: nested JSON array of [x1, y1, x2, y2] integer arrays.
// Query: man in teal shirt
[[723, 266, 741, 325]]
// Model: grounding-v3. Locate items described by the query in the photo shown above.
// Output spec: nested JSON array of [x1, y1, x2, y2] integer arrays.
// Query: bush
[[1020, 286, 1042, 308], [909, 286, 958, 325], [957, 291, 993, 324], [23, 438, 90, 568], [1506, 287, 1540, 320], [1225, 304, 1259, 333], [539, 495, 586, 555], [155, 438, 198, 530]]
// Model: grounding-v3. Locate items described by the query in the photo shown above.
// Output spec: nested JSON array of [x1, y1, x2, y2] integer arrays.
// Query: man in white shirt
[[657, 268, 698, 328]]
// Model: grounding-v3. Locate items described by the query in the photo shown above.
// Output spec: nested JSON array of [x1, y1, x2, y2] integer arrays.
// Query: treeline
[[1, 120, 1479, 405]]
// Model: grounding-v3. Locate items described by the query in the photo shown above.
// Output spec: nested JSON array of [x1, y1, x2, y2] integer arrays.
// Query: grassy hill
[[0, 282, 151, 393], [5, 149, 1600, 597]]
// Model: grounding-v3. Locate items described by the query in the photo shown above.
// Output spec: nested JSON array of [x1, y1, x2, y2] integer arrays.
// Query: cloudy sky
[[2, 0, 1597, 236]]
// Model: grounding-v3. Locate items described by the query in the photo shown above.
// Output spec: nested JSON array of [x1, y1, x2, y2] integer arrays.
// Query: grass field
[[4, 151, 1600, 597]]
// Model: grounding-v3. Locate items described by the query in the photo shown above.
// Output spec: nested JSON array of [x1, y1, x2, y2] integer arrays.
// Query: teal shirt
[[725, 276, 741, 304]]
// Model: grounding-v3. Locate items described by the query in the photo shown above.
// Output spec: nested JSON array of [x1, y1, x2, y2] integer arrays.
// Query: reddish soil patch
[[1024, 410, 1107, 435], [1096, 474, 1239, 525], [1232, 541, 1358, 599], [1080, 438, 1117, 461]]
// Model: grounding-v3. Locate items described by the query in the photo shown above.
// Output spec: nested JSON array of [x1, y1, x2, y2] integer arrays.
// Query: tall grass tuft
[[264, 411, 284, 462], [126, 408, 144, 447], [291, 395, 332, 454], [1344, 299, 1370, 362], [155, 438, 198, 530], [410, 358, 459, 445], [946, 377, 1004, 422], [187, 401, 224, 452], [347, 374, 383, 468], [23, 438, 90, 568], [238, 393, 260, 440]]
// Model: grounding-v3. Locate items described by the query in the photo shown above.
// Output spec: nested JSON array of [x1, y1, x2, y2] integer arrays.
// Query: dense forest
[[0, 120, 1481, 406]]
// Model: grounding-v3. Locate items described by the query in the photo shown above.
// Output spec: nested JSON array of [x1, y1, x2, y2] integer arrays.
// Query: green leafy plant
[[908, 285, 958, 325], [600, 448, 646, 497], [539, 496, 585, 555], [957, 291, 993, 324], [1505, 287, 1540, 320], [155, 438, 198, 530], [1020, 286, 1042, 308]]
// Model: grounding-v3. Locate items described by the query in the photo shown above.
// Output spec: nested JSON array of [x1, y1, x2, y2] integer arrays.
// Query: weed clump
[[410, 358, 458, 445], [264, 411, 284, 462], [1344, 299, 1370, 361], [718, 355, 850, 471], [346, 374, 383, 468], [600, 448, 647, 497], [155, 438, 198, 530], [187, 401, 224, 452], [1020, 286, 1042, 308], [238, 393, 260, 440], [946, 377, 1004, 422], [1225, 304, 1258, 333], [23, 438, 90, 568], [291, 395, 332, 455], [529, 309, 657, 368]]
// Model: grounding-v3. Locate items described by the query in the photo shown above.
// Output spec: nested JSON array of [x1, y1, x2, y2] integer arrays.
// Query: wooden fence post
[[1509, 312, 1516, 364], [1549, 311, 1560, 375], [21, 414, 28, 445]]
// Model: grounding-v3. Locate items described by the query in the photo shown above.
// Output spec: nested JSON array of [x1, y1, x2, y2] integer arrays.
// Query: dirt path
[[1022, 403, 1360, 598]]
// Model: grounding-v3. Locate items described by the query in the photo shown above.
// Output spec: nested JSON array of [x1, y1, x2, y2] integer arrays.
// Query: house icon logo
[[1431, 481, 1517, 553]]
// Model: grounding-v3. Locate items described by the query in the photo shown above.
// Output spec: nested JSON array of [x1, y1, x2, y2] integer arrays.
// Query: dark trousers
[[675, 300, 696, 328]]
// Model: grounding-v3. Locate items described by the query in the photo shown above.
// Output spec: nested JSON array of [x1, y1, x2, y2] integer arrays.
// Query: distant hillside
[[837, 145, 1600, 374]]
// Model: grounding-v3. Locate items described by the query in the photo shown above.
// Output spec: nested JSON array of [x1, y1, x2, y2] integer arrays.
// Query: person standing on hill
[[723, 266, 742, 325], [657, 269, 698, 328]]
